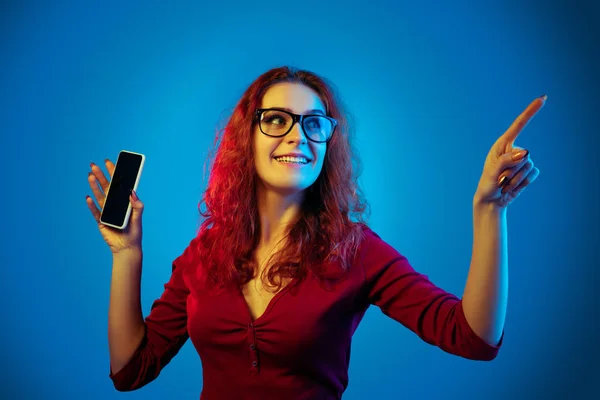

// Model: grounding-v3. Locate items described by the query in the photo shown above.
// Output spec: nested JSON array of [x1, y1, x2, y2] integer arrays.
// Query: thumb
[[130, 190, 144, 222]]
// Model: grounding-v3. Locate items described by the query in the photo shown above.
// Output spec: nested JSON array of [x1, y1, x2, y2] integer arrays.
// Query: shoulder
[[172, 232, 206, 273], [354, 223, 413, 278], [356, 223, 406, 259], [169, 232, 211, 294]]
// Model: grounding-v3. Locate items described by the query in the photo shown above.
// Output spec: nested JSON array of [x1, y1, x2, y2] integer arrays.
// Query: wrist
[[473, 196, 506, 217], [112, 247, 143, 262]]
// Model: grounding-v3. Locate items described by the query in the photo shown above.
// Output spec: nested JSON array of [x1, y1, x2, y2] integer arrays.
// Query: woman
[[86, 66, 544, 399]]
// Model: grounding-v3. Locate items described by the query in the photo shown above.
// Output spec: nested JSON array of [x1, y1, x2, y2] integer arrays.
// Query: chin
[[270, 179, 315, 195]]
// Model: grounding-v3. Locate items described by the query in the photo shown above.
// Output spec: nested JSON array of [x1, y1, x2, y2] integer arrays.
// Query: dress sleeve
[[108, 237, 199, 391], [360, 229, 502, 361]]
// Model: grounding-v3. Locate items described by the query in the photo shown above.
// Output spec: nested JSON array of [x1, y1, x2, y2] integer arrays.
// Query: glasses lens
[[303, 116, 332, 143], [260, 110, 293, 137]]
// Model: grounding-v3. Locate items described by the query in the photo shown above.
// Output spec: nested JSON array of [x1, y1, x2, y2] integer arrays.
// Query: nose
[[286, 121, 308, 144]]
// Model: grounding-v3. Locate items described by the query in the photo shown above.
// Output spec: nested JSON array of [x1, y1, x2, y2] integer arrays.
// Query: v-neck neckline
[[238, 277, 299, 324]]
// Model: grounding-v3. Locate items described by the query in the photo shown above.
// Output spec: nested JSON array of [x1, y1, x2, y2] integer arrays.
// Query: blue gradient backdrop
[[1, 0, 598, 398]]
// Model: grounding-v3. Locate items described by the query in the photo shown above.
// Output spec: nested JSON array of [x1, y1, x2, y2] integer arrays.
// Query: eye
[[261, 110, 290, 127], [306, 119, 321, 129], [264, 115, 286, 125], [304, 116, 326, 132]]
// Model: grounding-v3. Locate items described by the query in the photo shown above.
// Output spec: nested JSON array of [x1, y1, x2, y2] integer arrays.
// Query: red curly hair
[[194, 66, 369, 291]]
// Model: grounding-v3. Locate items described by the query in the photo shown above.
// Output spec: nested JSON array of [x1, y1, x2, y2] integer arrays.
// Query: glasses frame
[[255, 108, 338, 143]]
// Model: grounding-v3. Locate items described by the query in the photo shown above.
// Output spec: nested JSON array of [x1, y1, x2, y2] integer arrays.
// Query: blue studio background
[[1, 0, 599, 399]]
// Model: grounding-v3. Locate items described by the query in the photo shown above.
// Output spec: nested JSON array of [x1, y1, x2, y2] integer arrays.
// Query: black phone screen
[[101, 151, 143, 227]]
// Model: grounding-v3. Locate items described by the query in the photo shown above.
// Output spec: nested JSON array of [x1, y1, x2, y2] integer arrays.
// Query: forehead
[[260, 82, 326, 113]]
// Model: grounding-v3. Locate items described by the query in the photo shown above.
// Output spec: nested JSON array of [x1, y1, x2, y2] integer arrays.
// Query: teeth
[[274, 156, 308, 164]]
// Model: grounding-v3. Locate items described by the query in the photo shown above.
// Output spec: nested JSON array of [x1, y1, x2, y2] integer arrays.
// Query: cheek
[[253, 133, 279, 171], [314, 146, 327, 169], [253, 132, 268, 163]]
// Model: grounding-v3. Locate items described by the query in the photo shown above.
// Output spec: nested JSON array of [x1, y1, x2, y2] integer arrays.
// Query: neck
[[256, 184, 304, 248]]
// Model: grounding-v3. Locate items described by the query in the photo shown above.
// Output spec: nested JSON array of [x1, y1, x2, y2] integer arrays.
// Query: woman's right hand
[[86, 159, 144, 255]]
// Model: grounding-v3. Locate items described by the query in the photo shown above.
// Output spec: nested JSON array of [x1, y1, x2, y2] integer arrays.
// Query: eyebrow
[[270, 107, 326, 115]]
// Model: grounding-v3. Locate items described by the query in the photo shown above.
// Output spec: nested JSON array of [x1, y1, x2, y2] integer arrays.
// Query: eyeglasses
[[255, 108, 337, 143]]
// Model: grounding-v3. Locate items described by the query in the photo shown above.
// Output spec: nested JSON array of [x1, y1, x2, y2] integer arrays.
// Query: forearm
[[461, 199, 508, 345], [109, 249, 146, 374]]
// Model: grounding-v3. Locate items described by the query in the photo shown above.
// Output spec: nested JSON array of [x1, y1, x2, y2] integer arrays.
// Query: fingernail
[[512, 150, 529, 161], [540, 94, 547, 101], [498, 175, 508, 187], [131, 189, 138, 200], [90, 162, 95, 168]]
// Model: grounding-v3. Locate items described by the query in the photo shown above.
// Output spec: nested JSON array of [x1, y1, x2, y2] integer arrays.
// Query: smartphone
[[100, 150, 145, 230]]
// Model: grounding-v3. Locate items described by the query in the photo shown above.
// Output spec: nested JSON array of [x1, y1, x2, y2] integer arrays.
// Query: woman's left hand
[[473, 95, 547, 209]]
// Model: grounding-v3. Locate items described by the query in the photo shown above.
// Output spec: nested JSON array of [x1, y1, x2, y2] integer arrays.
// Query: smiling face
[[253, 82, 328, 196]]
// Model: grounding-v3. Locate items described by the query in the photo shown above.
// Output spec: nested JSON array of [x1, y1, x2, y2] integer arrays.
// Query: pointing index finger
[[502, 94, 547, 144]]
